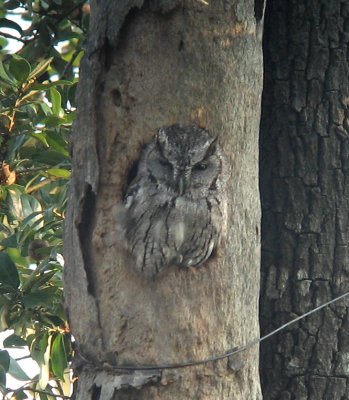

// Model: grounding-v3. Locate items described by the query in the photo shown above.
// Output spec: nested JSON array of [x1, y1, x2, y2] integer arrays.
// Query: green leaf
[[22, 287, 59, 307], [21, 194, 42, 218], [51, 334, 67, 380], [20, 210, 45, 229], [0, 222, 12, 234], [6, 248, 29, 267], [32, 150, 69, 165], [0, 302, 10, 330], [8, 355, 31, 381], [32, 333, 48, 365], [0, 36, 8, 49], [0, 365, 6, 389], [49, 87, 61, 116], [45, 130, 69, 156], [0, 18, 23, 34], [9, 56, 31, 83], [39, 101, 52, 116], [55, 30, 81, 42], [29, 271, 59, 290], [45, 115, 64, 127], [0, 61, 15, 84], [39, 333, 51, 389], [39, 313, 65, 327], [17, 223, 44, 248], [39, 393, 49, 400], [0, 350, 10, 372], [3, 1, 21, 10], [6, 186, 24, 222], [0, 253, 20, 289], [12, 391, 28, 400], [30, 80, 73, 90], [3, 333, 27, 348], [0, 283, 17, 295], [46, 169, 71, 179], [63, 111, 76, 125], [7, 190, 43, 226], [31, 132, 49, 146], [0, 234, 18, 248], [36, 220, 63, 235], [68, 82, 77, 107]]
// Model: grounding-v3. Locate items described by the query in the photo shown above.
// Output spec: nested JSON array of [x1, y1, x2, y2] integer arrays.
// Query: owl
[[121, 124, 229, 277]]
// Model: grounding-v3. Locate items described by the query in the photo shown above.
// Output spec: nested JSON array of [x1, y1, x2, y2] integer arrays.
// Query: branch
[[61, 48, 82, 79], [0, 31, 26, 43], [26, 388, 71, 399], [6, 385, 71, 400], [26, 178, 55, 193]]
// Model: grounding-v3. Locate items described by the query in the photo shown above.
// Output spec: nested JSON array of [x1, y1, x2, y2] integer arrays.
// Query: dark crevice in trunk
[[77, 184, 97, 296]]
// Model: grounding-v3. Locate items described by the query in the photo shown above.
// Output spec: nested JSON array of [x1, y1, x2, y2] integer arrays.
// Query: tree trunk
[[64, 1, 263, 399], [260, 0, 349, 398]]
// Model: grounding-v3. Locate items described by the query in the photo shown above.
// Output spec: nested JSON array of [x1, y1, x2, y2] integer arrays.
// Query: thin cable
[[106, 290, 349, 371]]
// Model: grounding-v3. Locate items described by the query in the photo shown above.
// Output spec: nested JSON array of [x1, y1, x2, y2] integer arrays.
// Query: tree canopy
[[0, 1, 87, 398]]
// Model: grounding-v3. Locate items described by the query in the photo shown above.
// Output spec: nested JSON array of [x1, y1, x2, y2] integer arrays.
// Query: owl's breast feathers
[[121, 125, 228, 276]]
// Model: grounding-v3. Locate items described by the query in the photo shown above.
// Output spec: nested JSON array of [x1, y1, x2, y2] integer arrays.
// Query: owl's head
[[141, 125, 223, 198]]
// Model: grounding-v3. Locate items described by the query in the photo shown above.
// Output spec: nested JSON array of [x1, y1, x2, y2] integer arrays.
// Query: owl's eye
[[194, 162, 208, 171], [158, 158, 172, 168]]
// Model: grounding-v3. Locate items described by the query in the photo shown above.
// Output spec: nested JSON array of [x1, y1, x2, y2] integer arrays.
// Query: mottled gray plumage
[[121, 124, 229, 277]]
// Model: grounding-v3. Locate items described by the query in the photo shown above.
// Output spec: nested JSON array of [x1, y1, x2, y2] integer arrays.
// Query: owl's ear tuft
[[205, 136, 218, 158], [156, 128, 169, 149], [125, 158, 139, 188]]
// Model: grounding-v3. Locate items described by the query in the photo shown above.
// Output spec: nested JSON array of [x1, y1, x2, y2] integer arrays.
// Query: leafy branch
[[0, 1, 83, 396], [5, 379, 71, 400]]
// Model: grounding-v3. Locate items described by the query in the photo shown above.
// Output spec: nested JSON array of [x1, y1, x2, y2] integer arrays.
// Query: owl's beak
[[173, 169, 186, 195]]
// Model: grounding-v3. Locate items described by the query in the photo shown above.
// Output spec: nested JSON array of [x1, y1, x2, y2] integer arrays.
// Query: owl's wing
[[124, 175, 159, 210], [124, 175, 143, 209]]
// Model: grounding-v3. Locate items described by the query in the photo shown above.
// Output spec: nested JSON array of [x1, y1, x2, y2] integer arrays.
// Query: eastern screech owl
[[121, 124, 229, 277]]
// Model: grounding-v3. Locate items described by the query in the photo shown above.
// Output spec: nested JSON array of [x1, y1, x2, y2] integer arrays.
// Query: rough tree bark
[[260, 0, 349, 399], [64, 1, 263, 399]]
